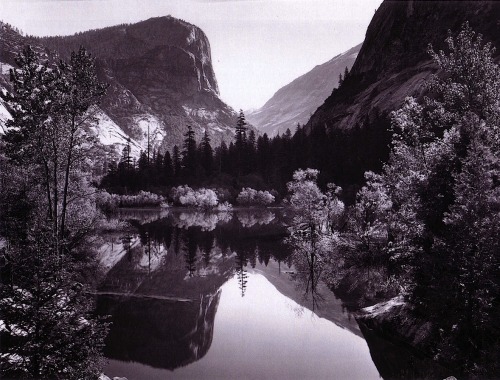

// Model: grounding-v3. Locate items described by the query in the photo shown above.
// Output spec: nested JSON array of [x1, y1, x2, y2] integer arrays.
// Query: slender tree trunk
[[42, 159, 53, 220], [60, 116, 76, 252], [52, 134, 59, 254]]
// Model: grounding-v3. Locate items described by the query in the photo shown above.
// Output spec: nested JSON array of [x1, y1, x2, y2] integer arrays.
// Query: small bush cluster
[[96, 190, 164, 211], [119, 191, 165, 207], [236, 187, 275, 206], [170, 186, 219, 209]]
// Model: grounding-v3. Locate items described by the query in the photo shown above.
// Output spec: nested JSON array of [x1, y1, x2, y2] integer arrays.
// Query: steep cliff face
[[38, 16, 240, 152], [1, 17, 242, 157], [307, 0, 500, 132], [247, 44, 361, 137]]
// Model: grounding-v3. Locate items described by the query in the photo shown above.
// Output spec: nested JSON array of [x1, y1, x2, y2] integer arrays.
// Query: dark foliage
[[100, 110, 390, 203]]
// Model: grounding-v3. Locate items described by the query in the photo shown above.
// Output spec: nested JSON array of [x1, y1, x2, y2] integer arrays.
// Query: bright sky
[[0, 0, 383, 110]]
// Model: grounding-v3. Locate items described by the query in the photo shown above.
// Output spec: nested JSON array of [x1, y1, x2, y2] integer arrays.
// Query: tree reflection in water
[[184, 229, 198, 277], [236, 210, 275, 227], [98, 208, 451, 378], [235, 251, 249, 297], [97, 209, 293, 371], [289, 256, 325, 311], [173, 211, 233, 231]]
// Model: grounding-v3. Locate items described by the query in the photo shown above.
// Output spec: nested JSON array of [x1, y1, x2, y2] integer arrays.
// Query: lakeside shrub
[[237, 187, 275, 206], [170, 186, 219, 209], [120, 191, 165, 207], [96, 190, 164, 210]]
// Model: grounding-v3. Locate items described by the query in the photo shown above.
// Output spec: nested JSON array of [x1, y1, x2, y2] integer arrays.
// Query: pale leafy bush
[[170, 186, 219, 209], [170, 185, 194, 204], [237, 187, 275, 206], [237, 187, 257, 205], [97, 190, 164, 209], [191, 188, 218, 209], [119, 191, 164, 207]]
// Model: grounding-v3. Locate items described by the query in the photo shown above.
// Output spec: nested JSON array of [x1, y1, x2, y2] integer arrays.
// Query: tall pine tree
[[182, 125, 197, 178]]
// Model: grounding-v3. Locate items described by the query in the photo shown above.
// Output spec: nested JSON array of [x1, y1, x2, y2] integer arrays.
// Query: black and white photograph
[[0, 0, 499, 379]]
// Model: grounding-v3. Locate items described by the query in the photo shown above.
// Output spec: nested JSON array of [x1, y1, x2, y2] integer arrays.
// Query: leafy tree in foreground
[[0, 46, 109, 379], [286, 169, 344, 293], [1, 45, 107, 255], [354, 23, 500, 375]]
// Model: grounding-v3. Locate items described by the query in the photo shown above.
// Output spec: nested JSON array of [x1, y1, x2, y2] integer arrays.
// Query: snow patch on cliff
[[0, 101, 11, 134], [1, 62, 14, 75], [183, 106, 218, 120], [134, 114, 165, 151], [90, 109, 142, 157]]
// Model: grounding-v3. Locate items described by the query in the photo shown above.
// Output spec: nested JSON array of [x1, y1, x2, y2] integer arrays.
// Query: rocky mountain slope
[[306, 0, 500, 135], [247, 44, 361, 137], [0, 17, 243, 159]]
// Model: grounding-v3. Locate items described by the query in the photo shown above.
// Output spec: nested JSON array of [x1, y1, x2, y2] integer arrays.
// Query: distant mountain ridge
[[307, 0, 500, 133], [0, 16, 247, 159], [247, 44, 361, 137]]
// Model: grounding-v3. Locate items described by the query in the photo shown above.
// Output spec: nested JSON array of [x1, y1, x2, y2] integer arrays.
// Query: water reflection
[[235, 250, 249, 297], [98, 210, 388, 379], [236, 209, 276, 227], [172, 211, 232, 231], [288, 250, 325, 311], [97, 210, 291, 371], [97, 290, 221, 370], [103, 271, 381, 380]]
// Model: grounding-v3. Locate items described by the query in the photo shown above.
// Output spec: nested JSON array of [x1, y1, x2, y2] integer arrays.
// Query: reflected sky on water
[[98, 209, 381, 379]]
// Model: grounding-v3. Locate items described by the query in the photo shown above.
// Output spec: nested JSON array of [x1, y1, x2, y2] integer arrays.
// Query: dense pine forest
[[100, 110, 390, 203]]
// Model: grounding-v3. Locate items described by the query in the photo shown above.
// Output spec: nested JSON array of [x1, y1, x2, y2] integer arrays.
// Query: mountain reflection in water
[[97, 209, 381, 379]]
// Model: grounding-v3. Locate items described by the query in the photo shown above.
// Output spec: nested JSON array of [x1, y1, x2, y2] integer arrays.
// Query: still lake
[[96, 209, 382, 380]]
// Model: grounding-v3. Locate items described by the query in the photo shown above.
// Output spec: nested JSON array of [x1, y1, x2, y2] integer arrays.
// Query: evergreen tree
[[235, 110, 247, 176], [246, 129, 257, 172], [163, 151, 174, 183], [257, 133, 271, 182], [138, 150, 149, 172], [154, 151, 164, 186], [235, 109, 247, 148], [182, 125, 197, 177], [119, 138, 133, 171], [118, 138, 134, 190], [0, 230, 108, 379], [216, 141, 229, 174], [201, 130, 214, 176]]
